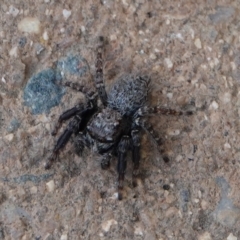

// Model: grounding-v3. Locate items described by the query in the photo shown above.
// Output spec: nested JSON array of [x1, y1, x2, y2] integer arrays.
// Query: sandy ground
[[0, 0, 240, 239]]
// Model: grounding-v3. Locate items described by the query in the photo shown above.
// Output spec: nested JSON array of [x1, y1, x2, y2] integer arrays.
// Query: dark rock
[[23, 69, 65, 114]]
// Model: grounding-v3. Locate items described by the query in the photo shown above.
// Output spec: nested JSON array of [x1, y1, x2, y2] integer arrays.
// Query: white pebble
[[60, 234, 68, 240], [18, 17, 41, 34], [209, 101, 219, 110], [149, 53, 156, 60], [227, 233, 237, 240], [167, 92, 173, 99], [134, 225, 143, 236], [176, 155, 183, 162], [222, 92, 231, 104], [46, 180, 55, 192], [224, 143, 231, 149], [110, 34, 117, 41], [30, 186, 38, 194], [4, 133, 14, 142], [122, 0, 129, 6], [198, 232, 212, 240], [101, 219, 118, 232], [9, 46, 18, 57], [62, 9, 71, 20], [166, 19, 170, 25], [194, 38, 202, 49], [167, 129, 180, 136], [1, 76, 6, 83], [230, 62, 236, 71], [80, 26, 85, 33], [164, 58, 173, 69], [8, 5, 19, 17], [43, 31, 49, 41]]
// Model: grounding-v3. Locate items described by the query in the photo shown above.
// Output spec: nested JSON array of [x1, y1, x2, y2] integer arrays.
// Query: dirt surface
[[1, 0, 240, 239]]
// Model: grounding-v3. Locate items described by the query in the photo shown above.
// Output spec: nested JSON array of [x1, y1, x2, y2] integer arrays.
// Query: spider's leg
[[95, 46, 108, 106], [117, 135, 131, 200], [52, 102, 93, 136], [135, 118, 169, 162], [45, 115, 82, 169], [131, 129, 141, 187], [134, 106, 193, 118], [61, 81, 97, 100]]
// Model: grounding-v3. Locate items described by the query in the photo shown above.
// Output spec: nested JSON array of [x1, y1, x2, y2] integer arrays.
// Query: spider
[[45, 41, 192, 200]]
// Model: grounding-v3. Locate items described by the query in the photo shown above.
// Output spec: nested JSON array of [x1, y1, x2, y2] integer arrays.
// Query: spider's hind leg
[[135, 118, 169, 162], [131, 129, 141, 187], [117, 135, 131, 200], [135, 106, 193, 118]]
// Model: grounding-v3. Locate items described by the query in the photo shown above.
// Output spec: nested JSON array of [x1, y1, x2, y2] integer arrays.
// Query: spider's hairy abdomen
[[108, 75, 150, 116]]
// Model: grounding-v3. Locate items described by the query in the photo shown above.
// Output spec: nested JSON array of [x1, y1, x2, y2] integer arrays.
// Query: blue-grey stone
[[56, 54, 89, 78], [213, 177, 240, 227], [7, 118, 21, 133], [209, 6, 235, 24], [23, 68, 65, 114]]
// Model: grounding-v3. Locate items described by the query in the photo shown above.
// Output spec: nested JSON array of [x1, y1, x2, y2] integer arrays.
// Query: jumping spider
[[45, 42, 192, 200]]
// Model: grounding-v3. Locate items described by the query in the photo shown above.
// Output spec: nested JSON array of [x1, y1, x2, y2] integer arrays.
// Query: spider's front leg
[[117, 135, 131, 200], [95, 46, 108, 106], [52, 102, 87, 136], [45, 115, 82, 169], [46, 102, 95, 169]]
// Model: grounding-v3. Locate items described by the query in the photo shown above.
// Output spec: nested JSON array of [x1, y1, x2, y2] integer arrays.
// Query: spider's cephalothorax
[[46, 42, 192, 200]]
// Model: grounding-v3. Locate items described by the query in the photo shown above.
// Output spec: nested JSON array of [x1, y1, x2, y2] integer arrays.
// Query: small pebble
[[198, 232, 212, 240], [101, 219, 117, 232], [164, 58, 173, 69], [18, 17, 41, 34], [194, 38, 202, 49], [60, 234, 68, 240], [46, 180, 55, 192], [43, 31, 49, 41], [134, 224, 143, 236], [8, 5, 19, 17], [209, 101, 219, 110], [227, 233, 237, 240], [221, 92, 231, 104], [224, 143, 231, 149], [9, 46, 18, 57], [4, 133, 14, 142], [165, 207, 178, 218], [149, 53, 156, 60], [30, 186, 37, 194], [62, 9, 71, 20]]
